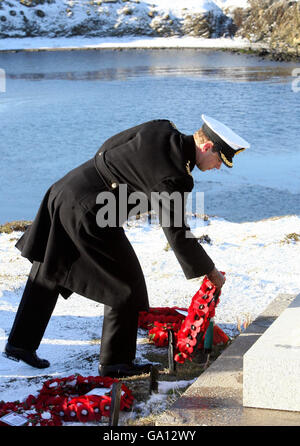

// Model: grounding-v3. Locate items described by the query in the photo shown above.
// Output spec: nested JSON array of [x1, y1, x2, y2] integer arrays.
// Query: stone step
[[243, 293, 300, 412], [156, 293, 300, 426]]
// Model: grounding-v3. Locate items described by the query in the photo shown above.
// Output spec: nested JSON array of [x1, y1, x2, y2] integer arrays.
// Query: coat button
[[111, 182, 118, 189], [98, 152, 102, 156]]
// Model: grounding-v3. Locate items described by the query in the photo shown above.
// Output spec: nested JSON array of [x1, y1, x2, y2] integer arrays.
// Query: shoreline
[[0, 36, 297, 62], [0, 36, 261, 51]]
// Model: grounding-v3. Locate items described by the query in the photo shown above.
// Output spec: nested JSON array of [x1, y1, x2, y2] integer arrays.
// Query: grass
[[115, 338, 230, 426], [236, 313, 252, 333], [57, 335, 230, 426], [282, 233, 300, 244], [0, 220, 32, 234]]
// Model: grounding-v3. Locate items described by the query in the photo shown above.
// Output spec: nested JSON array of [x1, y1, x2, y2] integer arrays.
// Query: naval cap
[[201, 114, 250, 168]]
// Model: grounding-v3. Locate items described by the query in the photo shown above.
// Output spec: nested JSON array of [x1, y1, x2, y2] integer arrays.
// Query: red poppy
[[76, 402, 94, 423], [174, 352, 190, 363], [23, 394, 37, 409], [183, 335, 197, 347], [178, 325, 192, 336], [213, 325, 229, 345], [83, 395, 103, 421], [46, 395, 64, 407], [64, 403, 78, 421], [174, 353, 185, 364], [91, 405, 102, 422], [176, 338, 191, 354], [120, 385, 134, 409], [99, 396, 111, 418]]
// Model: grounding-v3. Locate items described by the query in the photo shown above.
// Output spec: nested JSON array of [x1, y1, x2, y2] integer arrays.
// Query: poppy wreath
[[174, 274, 225, 363], [138, 307, 187, 347], [138, 307, 187, 330], [138, 274, 228, 364], [0, 374, 133, 426]]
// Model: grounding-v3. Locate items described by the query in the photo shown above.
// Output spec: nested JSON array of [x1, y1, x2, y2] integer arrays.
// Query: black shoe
[[99, 362, 153, 378], [3, 343, 50, 369]]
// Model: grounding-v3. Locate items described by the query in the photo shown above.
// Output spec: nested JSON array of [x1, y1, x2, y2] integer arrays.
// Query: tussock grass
[[0, 220, 31, 234], [118, 340, 229, 425], [282, 233, 300, 244]]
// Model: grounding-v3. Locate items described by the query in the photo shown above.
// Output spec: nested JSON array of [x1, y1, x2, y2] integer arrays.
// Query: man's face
[[196, 146, 222, 172]]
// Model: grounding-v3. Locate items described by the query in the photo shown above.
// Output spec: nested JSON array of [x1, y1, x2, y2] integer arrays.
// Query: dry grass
[[0, 220, 32, 234], [115, 340, 230, 425], [282, 233, 300, 244], [237, 313, 252, 333]]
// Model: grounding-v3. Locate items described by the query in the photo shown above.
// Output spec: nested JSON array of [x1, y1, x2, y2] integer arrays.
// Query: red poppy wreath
[[0, 375, 133, 426], [138, 274, 229, 364]]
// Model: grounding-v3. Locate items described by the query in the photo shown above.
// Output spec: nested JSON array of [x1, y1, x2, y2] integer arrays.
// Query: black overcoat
[[16, 120, 215, 310]]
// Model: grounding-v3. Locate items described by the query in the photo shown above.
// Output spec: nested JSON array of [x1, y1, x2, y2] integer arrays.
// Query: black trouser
[[99, 304, 139, 366], [8, 261, 59, 351], [8, 261, 140, 365]]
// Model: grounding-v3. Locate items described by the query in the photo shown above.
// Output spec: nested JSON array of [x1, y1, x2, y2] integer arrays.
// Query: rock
[[182, 10, 232, 38], [35, 9, 45, 18], [235, 0, 300, 59], [0, 0, 298, 60], [197, 235, 212, 245], [150, 13, 180, 37]]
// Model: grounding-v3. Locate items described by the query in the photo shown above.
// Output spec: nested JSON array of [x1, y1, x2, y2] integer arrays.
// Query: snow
[[214, 0, 250, 11], [0, 35, 255, 51], [0, 0, 298, 426], [144, 0, 224, 15], [0, 0, 256, 53], [0, 0, 254, 50], [1, 214, 299, 424]]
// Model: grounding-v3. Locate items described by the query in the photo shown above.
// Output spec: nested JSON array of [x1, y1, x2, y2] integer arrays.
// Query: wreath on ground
[[138, 275, 229, 363], [1, 275, 228, 426], [0, 375, 133, 426]]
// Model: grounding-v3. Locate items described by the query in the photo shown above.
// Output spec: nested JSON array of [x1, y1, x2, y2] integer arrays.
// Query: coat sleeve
[[151, 177, 215, 279]]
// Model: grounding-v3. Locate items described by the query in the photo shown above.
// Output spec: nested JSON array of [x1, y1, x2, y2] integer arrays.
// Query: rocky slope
[[0, 0, 235, 38], [234, 0, 300, 59], [0, 0, 299, 59]]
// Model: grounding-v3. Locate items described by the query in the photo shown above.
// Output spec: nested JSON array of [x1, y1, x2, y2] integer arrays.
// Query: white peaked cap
[[201, 114, 250, 167]]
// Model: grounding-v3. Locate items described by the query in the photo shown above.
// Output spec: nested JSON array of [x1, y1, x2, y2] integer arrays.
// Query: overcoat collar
[[181, 134, 196, 174]]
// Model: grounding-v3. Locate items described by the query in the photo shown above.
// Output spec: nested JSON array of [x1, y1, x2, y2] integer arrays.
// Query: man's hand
[[207, 267, 225, 290]]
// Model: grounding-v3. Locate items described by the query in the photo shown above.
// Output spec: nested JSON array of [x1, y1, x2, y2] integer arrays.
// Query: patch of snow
[[0, 214, 299, 424], [0, 35, 254, 52]]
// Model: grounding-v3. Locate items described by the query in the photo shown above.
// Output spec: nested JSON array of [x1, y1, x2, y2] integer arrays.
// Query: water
[[0, 48, 299, 223]]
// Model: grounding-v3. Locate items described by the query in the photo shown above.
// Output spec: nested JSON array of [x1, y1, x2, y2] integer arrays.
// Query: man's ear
[[199, 141, 214, 152]]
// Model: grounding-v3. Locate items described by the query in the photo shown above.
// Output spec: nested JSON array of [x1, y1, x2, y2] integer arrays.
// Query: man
[[3, 115, 250, 378]]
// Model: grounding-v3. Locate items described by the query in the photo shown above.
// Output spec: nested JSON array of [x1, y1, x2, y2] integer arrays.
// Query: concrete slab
[[156, 293, 300, 426], [243, 293, 300, 412]]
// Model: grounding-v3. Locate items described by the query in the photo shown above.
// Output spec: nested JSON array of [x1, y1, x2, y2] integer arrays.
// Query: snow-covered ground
[[0, 214, 299, 424], [0, 0, 298, 423], [0, 0, 263, 54], [0, 0, 261, 54], [0, 35, 258, 52], [0, 0, 252, 46]]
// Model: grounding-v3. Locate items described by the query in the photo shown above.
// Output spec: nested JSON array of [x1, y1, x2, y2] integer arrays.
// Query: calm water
[[0, 49, 299, 223]]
